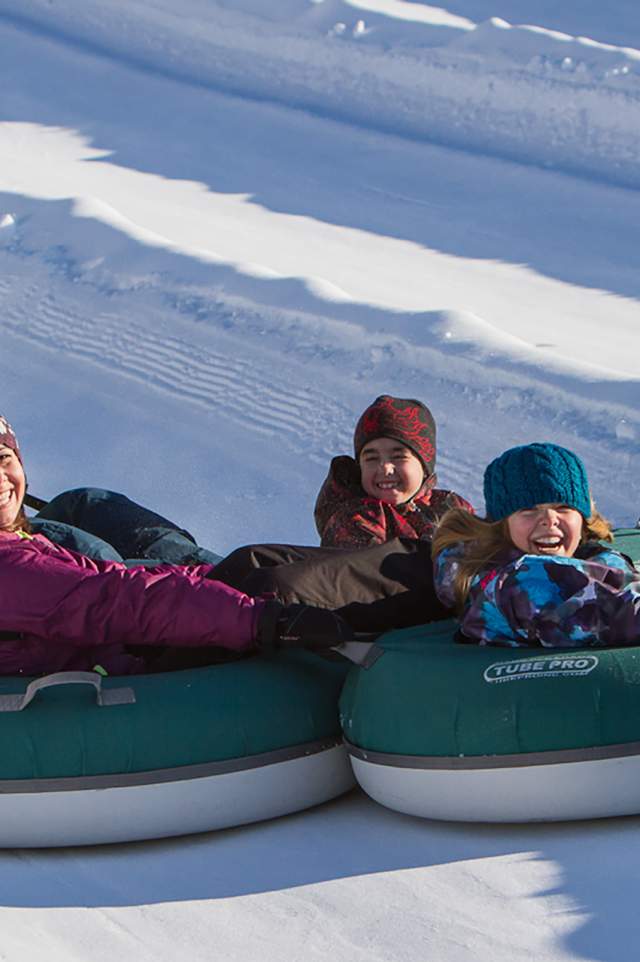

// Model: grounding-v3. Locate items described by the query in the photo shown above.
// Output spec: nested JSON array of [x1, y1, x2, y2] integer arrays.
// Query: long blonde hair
[[432, 503, 613, 612]]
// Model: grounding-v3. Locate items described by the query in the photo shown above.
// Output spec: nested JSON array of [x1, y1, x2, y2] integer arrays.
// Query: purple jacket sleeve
[[0, 536, 263, 651]]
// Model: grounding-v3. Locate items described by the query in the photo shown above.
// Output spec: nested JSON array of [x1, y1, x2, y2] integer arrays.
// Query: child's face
[[359, 437, 425, 505], [506, 503, 583, 557]]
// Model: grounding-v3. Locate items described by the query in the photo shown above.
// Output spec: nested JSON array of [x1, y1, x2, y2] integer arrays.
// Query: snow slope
[[0, 1, 639, 959], [2, 0, 640, 187]]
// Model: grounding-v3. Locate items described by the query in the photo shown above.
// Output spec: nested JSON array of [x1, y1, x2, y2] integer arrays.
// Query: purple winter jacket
[[0, 532, 265, 676]]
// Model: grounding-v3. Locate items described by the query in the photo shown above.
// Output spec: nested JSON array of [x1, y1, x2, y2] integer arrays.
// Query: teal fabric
[[0, 652, 348, 780], [340, 621, 640, 758], [341, 528, 640, 760], [611, 527, 640, 565]]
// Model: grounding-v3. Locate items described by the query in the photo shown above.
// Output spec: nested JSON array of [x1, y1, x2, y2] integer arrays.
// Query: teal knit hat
[[483, 443, 591, 520]]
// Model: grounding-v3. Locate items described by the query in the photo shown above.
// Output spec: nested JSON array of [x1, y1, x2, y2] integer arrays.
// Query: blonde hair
[[432, 502, 613, 612]]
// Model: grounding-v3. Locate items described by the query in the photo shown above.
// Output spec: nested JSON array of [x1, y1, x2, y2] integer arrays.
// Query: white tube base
[[0, 744, 355, 847], [351, 753, 640, 823]]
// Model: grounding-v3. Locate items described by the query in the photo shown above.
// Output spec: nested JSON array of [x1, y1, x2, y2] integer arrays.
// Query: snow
[[0, 0, 639, 957]]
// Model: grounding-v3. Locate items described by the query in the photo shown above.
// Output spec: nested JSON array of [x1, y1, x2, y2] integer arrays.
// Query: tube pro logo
[[484, 655, 599, 683]]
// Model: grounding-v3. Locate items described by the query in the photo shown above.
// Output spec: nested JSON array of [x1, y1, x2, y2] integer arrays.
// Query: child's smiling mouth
[[531, 535, 565, 554]]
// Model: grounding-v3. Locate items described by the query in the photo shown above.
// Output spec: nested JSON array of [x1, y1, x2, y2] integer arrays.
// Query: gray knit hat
[[483, 443, 591, 520]]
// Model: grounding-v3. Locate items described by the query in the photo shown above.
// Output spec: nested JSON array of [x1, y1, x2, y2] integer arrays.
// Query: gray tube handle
[[331, 641, 384, 669], [0, 671, 136, 712]]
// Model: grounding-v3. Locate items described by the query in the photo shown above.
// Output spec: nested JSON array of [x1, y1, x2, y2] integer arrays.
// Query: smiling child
[[314, 394, 473, 548], [432, 442, 640, 648]]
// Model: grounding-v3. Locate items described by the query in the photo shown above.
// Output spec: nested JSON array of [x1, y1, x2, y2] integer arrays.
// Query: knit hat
[[354, 395, 436, 472], [0, 416, 21, 464], [483, 443, 591, 520]]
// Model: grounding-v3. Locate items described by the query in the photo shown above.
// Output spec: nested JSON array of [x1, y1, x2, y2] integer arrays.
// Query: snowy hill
[[0, 1, 639, 959]]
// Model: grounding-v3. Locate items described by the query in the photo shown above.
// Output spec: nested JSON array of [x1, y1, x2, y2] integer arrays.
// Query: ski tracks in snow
[[1, 246, 637, 521], [0, 266, 353, 464], [0, 254, 506, 503]]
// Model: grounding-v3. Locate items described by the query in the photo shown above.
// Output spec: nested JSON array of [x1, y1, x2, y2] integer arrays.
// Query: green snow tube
[[341, 528, 640, 823], [0, 650, 353, 846]]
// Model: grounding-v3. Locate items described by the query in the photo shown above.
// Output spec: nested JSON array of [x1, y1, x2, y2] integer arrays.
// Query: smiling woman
[[0, 418, 27, 534], [0, 416, 355, 677]]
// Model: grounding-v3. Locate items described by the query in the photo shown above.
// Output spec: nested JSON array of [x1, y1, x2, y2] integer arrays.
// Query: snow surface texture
[[0, 1, 639, 959], [2, 0, 640, 186]]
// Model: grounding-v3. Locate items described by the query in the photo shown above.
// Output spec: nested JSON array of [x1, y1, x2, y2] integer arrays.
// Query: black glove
[[257, 601, 355, 654]]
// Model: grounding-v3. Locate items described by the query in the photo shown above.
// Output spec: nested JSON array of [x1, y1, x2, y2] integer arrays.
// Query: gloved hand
[[257, 601, 355, 654]]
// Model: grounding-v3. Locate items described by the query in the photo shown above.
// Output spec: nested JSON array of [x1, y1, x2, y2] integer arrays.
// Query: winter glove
[[257, 600, 355, 654]]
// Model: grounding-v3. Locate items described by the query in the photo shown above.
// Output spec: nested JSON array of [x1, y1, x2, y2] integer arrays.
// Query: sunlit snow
[[0, 1, 639, 959]]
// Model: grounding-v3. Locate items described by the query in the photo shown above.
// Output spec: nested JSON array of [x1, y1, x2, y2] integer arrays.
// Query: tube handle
[[0, 671, 136, 712]]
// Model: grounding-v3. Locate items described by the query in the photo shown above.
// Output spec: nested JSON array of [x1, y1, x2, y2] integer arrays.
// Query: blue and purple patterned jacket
[[434, 542, 640, 648]]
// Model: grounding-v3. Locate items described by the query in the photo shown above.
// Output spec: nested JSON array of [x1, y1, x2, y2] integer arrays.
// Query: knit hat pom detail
[[483, 443, 591, 521]]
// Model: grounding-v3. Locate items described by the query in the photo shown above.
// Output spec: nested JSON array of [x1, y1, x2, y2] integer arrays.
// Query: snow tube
[[0, 651, 354, 847], [341, 528, 640, 823]]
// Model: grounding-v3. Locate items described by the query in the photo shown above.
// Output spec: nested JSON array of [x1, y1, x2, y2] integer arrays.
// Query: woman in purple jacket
[[0, 416, 352, 676]]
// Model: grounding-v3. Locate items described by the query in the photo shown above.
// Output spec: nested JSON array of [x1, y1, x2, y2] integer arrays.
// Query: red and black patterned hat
[[354, 395, 436, 472], [0, 416, 21, 464]]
